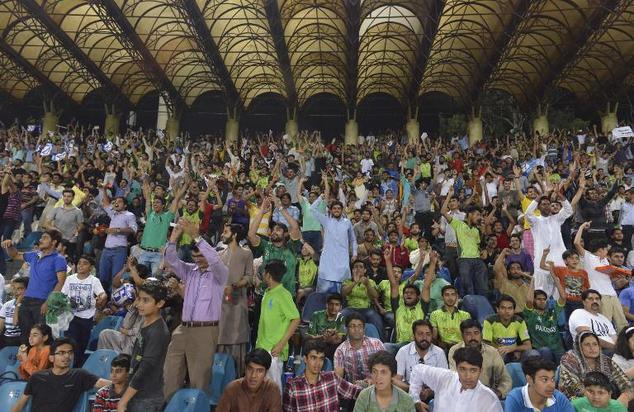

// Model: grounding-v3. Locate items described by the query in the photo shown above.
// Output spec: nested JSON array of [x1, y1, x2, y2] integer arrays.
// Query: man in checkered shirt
[[284, 339, 361, 411]]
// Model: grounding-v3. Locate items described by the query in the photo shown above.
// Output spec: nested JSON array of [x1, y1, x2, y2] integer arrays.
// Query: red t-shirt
[[553, 266, 590, 302]]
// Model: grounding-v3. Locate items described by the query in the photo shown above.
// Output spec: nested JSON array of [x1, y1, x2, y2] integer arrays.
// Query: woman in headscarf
[[559, 330, 633, 406], [613, 326, 634, 378]]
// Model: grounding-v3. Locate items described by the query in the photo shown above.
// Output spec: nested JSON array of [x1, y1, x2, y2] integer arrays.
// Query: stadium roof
[[0, 0, 632, 112]]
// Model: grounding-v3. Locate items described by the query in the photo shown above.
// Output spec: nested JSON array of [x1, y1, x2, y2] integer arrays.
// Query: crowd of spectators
[[1, 121, 634, 411]]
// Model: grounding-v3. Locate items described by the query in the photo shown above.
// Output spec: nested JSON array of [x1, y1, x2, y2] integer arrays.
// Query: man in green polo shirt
[[441, 186, 488, 296], [430, 284, 471, 350], [256, 260, 300, 391], [305, 293, 345, 359], [522, 269, 566, 363], [483, 295, 532, 363], [248, 196, 303, 294], [140, 178, 186, 274]]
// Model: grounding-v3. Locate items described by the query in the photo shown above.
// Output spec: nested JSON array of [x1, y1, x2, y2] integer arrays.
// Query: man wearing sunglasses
[[11, 337, 110, 412]]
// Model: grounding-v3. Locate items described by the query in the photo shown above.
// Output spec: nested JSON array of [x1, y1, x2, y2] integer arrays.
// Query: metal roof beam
[[180, 0, 241, 109], [264, 0, 298, 108], [534, 0, 621, 103], [20, 0, 133, 109], [100, 0, 187, 110], [407, 0, 444, 110], [0, 38, 74, 105], [345, 0, 361, 113], [471, 0, 532, 106]]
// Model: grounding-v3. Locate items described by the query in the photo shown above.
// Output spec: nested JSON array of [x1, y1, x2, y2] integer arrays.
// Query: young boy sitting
[[94, 354, 132, 412], [572, 371, 628, 411]]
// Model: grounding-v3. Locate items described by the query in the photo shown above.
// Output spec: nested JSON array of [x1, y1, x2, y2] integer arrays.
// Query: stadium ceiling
[[0, 0, 631, 111]]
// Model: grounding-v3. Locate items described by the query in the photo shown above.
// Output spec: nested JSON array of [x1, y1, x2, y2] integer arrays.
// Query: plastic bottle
[[283, 355, 295, 386]]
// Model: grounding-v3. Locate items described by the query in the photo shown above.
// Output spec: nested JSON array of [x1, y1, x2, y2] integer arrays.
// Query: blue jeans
[[316, 278, 341, 294], [21, 209, 34, 239], [98, 246, 128, 293], [0, 219, 20, 275], [139, 250, 162, 275], [458, 258, 488, 296], [302, 231, 323, 253]]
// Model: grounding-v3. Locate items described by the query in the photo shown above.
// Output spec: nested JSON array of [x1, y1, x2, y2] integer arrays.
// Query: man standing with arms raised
[[163, 219, 229, 400]]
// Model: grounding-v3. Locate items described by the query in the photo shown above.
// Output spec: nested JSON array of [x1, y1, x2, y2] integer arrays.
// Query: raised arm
[[493, 249, 509, 287], [440, 186, 454, 222], [574, 221, 591, 257], [421, 251, 438, 304], [247, 197, 271, 247]]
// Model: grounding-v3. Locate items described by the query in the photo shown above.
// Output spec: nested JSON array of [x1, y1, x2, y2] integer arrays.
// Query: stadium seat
[[301, 292, 328, 323], [461, 295, 495, 326], [0, 381, 30, 412], [0, 347, 19, 375], [4, 363, 19, 377], [86, 316, 122, 352], [165, 389, 210, 412], [82, 349, 118, 379], [506, 362, 526, 388], [365, 323, 381, 339], [72, 391, 90, 412], [209, 353, 236, 406], [294, 356, 334, 375]]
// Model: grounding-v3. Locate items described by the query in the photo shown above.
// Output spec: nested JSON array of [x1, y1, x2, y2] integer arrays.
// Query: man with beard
[[248, 196, 302, 294], [525, 185, 579, 298], [448, 319, 512, 400], [568, 289, 617, 349], [441, 187, 487, 296], [394, 320, 447, 408], [429, 285, 471, 350], [356, 229, 381, 261], [312, 184, 358, 293], [403, 222, 422, 252], [354, 207, 382, 241], [504, 234, 534, 274], [493, 250, 531, 313]]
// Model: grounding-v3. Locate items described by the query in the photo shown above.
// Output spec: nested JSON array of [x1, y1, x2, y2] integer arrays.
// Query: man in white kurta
[[312, 197, 357, 294], [525, 194, 573, 297], [409, 358, 502, 412]]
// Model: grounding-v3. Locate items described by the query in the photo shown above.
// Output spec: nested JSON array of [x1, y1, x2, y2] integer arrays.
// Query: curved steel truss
[[0, 0, 630, 110]]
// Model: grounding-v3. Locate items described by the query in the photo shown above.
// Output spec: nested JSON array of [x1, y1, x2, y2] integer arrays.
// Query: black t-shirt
[[129, 318, 170, 400], [25, 368, 98, 412]]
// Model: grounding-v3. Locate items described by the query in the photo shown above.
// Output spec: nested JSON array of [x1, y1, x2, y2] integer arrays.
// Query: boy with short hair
[[0, 277, 29, 348], [572, 371, 628, 411], [117, 279, 170, 412], [93, 354, 132, 412]]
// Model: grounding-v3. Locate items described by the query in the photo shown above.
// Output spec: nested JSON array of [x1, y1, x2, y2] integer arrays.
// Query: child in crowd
[[0, 277, 28, 348], [543, 248, 590, 319], [93, 353, 132, 412], [17, 323, 52, 380], [117, 279, 170, 412], [571, 371, 627, 411], [61, 255, 107, 364]]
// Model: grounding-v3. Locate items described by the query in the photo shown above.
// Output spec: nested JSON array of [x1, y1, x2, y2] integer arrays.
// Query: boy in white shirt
[[0, 277, 28, 348], [61, 255, 107, 363]]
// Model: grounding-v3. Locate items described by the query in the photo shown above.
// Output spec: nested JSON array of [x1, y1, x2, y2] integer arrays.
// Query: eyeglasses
[[54, 350, 74, 357]]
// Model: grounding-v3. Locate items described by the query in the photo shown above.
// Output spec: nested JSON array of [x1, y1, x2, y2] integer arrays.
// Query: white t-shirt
[[0, 299, 19, 338], [361, 158, 374, 174], [568, 308, 616, 344], [61, 274, 105, 319], [583, 252, 616, 296]]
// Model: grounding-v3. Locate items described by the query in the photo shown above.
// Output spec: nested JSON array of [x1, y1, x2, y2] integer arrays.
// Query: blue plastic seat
[[365, 323, 381, 339], [209, 353, 236, 406], [165, 389, 210, 412], [301, 292, 328, 323], [295, 357, 334, 375], [82, 349, 118, 379], [72, 391, 90, 412], [506, 362, 526, 388], [461, 295, 495, 326], [86, 316, 122, 352], [0, 347, 19, 375], [0, 381, 31, 412]]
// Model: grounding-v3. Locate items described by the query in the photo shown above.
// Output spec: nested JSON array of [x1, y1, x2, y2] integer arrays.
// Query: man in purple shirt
[[98, 187, 138, 294], [163, 219, 229, 400], [505, 234, 534, 274]]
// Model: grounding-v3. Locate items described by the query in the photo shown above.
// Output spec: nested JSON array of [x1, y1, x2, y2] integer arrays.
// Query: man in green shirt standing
[[523, 266, 566, 363], [441, 186, 488, 296], [248, 196, 303, 294], [256, 260, 300, 392], [139, 177, 186, 274]]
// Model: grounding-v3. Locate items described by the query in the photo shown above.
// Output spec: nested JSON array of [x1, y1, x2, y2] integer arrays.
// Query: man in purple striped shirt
[[98, 188, 137, 293], [162, 219, 229, 400]]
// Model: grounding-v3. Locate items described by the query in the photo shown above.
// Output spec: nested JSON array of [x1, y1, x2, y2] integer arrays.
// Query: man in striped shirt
[[284, 339, 361, 412]]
